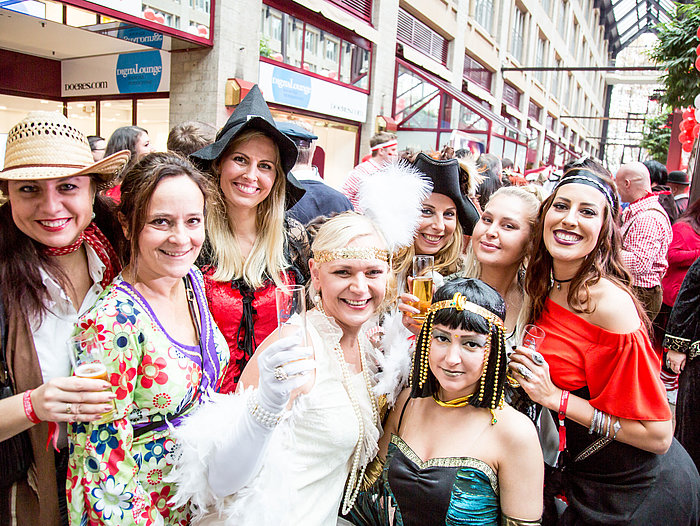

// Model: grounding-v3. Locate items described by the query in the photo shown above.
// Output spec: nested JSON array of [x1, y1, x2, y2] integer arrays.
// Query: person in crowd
[[352, 278, 544, 525], [668, 170, 691, 217], [342, 131, 398, 210], [171, 212, 391, 525], [644, 159, 678, 223], [87, 135, 106, 162], [511, 163, 700, 525], [167, 121, 217, 157], [475, 153, 503, 212], [615, 161, 672, 321], [664, 257, 700, 471], [67, 152, 229, 525], [279, 121, 353, 225], [103, 126, 155, 202], [393, 152, 480, 293], [189, 85, 309, 393], [0, 112, 129, 526]]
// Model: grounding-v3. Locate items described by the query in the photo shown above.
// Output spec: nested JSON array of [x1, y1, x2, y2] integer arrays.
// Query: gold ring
[[66, 403, 72, 414]]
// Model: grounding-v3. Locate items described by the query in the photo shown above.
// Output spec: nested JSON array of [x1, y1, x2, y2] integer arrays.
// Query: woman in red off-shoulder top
[[508, 163, 700, 526]]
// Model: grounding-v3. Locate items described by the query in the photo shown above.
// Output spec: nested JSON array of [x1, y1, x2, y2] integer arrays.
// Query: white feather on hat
[[357, 161, 432, 254]]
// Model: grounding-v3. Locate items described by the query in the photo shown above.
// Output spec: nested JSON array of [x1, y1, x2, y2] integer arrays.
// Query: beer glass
[[411, 255, 434, 323], [68, 332, 115, 423]]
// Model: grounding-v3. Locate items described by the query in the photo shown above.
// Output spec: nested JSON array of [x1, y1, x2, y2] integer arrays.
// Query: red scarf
[[42, 222, 120, 290]]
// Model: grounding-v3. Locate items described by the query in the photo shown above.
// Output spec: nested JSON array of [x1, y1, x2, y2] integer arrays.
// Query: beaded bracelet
[[246, 391, 282, 430], [23, 389, 41, 424]]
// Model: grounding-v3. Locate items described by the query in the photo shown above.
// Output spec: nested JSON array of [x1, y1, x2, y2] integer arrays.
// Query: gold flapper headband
[[313, 247, 390, 264], [427, 293, 505, 330]]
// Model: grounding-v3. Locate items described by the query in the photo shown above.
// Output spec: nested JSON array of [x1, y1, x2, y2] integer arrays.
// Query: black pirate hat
[[412, 152, 480, 235]]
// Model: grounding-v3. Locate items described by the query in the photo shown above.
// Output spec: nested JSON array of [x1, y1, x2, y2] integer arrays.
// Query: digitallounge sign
[[258, 62, 368, 122], [61, 50, 170, 97]]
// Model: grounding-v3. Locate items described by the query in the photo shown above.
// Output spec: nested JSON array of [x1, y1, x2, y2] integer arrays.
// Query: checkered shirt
[[620, 193, 672, 288], [341, 158, 383, 211]]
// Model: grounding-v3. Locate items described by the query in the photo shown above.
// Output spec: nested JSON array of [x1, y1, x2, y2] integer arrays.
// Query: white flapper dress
[[170, 309, 380, 526]]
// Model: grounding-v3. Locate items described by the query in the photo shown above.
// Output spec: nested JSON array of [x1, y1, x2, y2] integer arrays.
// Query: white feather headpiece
[[357, 161, 432, 253]]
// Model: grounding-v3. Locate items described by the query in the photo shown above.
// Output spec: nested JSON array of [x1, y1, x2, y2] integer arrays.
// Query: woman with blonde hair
[[190, 85, 309, 393], [392, 153, 480, 290], [171, 212, 394, 525]]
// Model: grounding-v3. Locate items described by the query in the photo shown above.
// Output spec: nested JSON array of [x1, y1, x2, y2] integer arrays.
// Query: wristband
[[23, 389, 41, 424], [558, 390, 569, 452]]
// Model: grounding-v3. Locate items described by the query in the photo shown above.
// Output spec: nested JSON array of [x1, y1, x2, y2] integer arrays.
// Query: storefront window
[[0, 95, 64, 163], [458, 106, 489, 131], [66, 101, 97, 137], [137, 98, 170, 150], [100, 100, 133, 145], [261, 4, 369, 90], [395, 65, 439, 128]]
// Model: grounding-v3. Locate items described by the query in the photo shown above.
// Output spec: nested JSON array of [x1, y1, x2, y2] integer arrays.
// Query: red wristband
[[23, 389, 41, 424], [558, 390, 570, 452]]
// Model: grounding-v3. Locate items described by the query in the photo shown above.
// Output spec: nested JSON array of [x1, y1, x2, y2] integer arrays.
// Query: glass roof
[[596, 0, 677, 56]]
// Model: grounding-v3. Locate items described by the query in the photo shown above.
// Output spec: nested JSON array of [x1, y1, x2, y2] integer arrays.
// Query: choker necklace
[[550, 273, 574, 291], [42, 234, 84, 257], [433, 392, 473, 407]]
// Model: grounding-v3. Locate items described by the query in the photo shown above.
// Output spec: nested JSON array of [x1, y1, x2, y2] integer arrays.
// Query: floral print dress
[[67, 268, 228, 525]]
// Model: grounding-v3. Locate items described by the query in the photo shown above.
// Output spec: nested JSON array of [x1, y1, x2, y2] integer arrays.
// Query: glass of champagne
[[275, 284, 314, 392], [411, 255, 434, 323], [68, 332, 115, 424]]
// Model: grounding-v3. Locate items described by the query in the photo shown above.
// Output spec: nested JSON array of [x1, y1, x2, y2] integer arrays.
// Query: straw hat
[[1, 111, 130, 189]]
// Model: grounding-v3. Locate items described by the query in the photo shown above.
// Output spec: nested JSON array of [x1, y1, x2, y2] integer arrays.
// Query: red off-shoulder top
[[538, 298, 671, 421]]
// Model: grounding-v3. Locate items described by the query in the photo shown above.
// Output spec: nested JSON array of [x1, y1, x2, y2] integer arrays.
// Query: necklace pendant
[[556, 282, 561, 291]]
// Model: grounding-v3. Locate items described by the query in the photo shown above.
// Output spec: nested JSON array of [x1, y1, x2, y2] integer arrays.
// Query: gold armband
[[361, 455, 385, 491], [501, 515, 542, 526]]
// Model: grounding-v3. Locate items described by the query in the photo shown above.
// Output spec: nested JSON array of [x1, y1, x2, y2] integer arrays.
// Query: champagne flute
[[68, 332, 116, 424], [275, 284, 314, 392], [411, 255, 434, 323]]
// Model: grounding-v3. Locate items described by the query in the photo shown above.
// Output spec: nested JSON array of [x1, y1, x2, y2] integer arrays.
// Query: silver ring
[[65, 403, 72, 414], [273, 366, 288, 382], [516, 364, 533, 381], [531, 351, 545, 366]]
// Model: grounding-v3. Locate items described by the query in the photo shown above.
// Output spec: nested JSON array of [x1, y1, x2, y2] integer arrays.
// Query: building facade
[[1, 0, 614, 186]]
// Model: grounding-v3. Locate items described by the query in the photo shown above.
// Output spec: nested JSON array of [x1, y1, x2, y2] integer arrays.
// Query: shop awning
[[396, 58, 525, 139]]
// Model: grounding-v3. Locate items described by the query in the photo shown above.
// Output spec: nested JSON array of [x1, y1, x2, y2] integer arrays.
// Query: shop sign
[[258, 62, 367, 122], [61, 50, 170, 97]]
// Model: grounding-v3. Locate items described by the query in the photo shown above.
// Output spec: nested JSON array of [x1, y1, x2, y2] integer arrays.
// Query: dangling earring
[[314, 292, 325, 314]]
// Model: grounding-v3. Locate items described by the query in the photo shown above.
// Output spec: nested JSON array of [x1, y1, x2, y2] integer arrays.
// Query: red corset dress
[[203, 268, 298, 393]]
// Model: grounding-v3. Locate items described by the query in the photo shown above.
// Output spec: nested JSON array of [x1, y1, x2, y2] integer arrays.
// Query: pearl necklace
[[333, 338, 379, 515]]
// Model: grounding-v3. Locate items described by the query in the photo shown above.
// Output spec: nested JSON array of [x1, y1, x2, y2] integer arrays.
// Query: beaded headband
[[554, 171, 615, 209], [413, 292, 506, 424], [313, 247, 390, 264]]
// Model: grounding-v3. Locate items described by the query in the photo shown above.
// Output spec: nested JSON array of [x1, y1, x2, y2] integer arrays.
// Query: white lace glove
[[207, 335, 314, 498]]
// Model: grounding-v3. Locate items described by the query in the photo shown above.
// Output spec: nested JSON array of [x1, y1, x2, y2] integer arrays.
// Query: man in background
[[167, 121, 217, 157], [668, 170, 691, 217], [341, 131, 397, 210], [278, 121, 352, 225], [616, 162, 673, 321]]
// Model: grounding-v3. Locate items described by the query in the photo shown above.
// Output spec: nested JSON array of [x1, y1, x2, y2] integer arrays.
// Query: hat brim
[[191, 117, 304, 209], [0, 149, 130, 189]]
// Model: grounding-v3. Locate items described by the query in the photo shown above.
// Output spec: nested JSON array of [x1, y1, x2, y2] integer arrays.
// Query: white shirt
[[290, 166, 323, 183], [31, 244, 107, 383]]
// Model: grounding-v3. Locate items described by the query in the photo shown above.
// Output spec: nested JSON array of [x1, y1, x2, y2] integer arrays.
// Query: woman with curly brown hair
[[509, 163, 700, 525]]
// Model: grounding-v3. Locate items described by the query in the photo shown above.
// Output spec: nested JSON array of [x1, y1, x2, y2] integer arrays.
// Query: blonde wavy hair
[[207, 130, 289, 288], [393, 219, 464, 286], [310, 212, 397, 311]]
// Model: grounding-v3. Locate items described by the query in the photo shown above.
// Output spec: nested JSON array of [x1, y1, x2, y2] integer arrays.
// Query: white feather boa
[[168, 388, 297, 525], [371, 312, 414, 407]]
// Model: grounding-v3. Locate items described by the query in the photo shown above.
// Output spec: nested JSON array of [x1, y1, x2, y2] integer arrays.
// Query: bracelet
[[558, 390, 569, 452], [23, 389, 41, 424], [246, 390, 282, 430], [611, 418, 622, 440]]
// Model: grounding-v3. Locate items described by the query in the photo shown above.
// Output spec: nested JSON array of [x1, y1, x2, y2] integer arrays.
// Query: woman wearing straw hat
[[0, 112, 130, 526], [190, 85, 309, 394]]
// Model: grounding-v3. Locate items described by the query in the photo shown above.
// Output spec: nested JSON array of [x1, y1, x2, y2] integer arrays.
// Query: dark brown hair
[[524, 163, 645, 326], [167, 121, 217, 157], [678, 197, 700, 234], [0, 178, 122, 322], [118, 152, 215, 268]]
